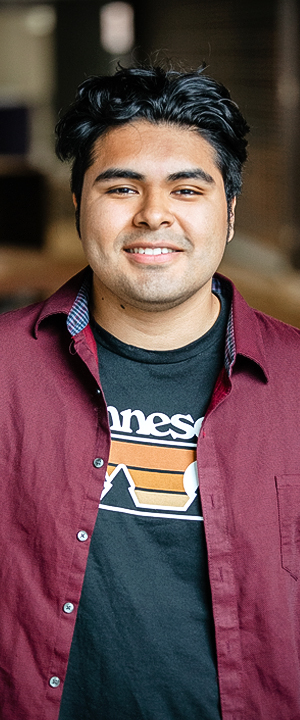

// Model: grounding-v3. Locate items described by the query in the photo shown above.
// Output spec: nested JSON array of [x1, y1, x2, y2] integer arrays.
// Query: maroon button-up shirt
[[1, 268, 300, 720]]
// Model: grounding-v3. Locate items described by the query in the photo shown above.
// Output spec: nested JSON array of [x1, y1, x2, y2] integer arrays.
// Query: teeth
[[129, 247, 174, 255]]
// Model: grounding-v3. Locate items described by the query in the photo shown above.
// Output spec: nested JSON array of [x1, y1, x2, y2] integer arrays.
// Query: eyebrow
[[166, 169, 215, 184], [95, 169, 145, 182], [94, 167, 215, 184]]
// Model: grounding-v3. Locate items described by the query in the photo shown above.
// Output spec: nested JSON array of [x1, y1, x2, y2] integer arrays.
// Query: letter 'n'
[[120, 408, 148, 434]]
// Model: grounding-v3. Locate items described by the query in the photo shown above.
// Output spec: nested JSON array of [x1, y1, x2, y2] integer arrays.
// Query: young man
[[1, 66, 300, 720]]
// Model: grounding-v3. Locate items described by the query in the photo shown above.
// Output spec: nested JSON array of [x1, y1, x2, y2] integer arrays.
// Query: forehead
[[89, 120, 221, 177]]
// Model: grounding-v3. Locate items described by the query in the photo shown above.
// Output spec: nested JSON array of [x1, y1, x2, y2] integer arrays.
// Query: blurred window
[[100, 2, 134, 54], [24, 5, 56, 37]]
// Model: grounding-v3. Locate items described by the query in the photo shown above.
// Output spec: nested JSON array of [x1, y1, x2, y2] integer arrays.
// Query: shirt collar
[[218, 273, 269, 381], [34, 267, 92, 337], [66, 271, 91, 336], [35, 267, 269, 381]]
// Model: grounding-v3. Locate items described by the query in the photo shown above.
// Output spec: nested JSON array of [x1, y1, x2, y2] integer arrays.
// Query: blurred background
[[0, 0, 300, 324]]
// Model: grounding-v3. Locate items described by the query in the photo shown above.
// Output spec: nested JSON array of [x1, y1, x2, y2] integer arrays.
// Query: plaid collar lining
[[66, 272, 91, 337], [66, 274, 236, 374]]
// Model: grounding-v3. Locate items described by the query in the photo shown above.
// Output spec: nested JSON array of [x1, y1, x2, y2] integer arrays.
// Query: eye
[[172, 188, 202, 196], [106, 186, 137, 195]]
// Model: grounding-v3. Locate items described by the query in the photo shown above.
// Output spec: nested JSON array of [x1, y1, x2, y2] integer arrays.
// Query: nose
[[133, 189, 175, 230]]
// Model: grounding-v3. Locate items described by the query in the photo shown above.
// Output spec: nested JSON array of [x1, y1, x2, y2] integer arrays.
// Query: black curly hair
[[56, 65, 249, 233]]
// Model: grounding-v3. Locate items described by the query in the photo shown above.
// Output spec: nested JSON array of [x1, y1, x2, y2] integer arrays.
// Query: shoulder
[[253, 307, 300, 344], [251, 310, 300, 381], [0, 267, 89, 342], [253, 311, 300, 385], [218, 272, 300, 348], [216, 273, 300, 379], [0, 302, 44, 351], [0, 301, 42, 329], [0, 269, 90, 373]]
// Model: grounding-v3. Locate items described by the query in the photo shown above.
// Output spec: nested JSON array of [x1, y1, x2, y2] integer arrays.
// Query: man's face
[[78, 120, 235, 313]]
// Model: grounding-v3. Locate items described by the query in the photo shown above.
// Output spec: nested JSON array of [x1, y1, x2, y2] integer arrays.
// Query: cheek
[[82, 201, 130, 242], [186, 208, 226, 243], [205, 206, 228, 244]]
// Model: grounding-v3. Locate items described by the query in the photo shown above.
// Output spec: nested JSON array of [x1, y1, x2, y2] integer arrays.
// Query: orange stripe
[[130, 468, 185, 492], [109, 439, 196, 472]]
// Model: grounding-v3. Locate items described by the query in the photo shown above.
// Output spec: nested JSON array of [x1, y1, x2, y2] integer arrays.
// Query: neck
[[91, 278, 220, 351]]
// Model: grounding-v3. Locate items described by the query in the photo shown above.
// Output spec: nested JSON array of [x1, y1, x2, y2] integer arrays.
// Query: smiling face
[[78, 120, 235, 317]]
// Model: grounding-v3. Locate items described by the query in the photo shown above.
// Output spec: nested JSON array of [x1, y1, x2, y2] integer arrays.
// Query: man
[[1, 65, 300, 720]]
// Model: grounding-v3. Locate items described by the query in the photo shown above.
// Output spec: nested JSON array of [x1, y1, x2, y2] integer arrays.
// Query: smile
[[127, 247, 176, 255]]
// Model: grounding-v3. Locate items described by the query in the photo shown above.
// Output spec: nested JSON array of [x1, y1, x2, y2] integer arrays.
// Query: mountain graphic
[[101, 439, 200, 513]]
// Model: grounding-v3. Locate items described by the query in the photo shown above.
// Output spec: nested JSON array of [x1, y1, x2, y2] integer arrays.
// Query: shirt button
[[63, 602, 74, 614], [96, 388, 101, 395], [77, 530, 88, 542], [93, 457, 104, 468], [49, 676, 61, 688]]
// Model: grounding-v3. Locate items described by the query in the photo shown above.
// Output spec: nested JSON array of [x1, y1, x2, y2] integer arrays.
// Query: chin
[[124, 293, 191, 312]]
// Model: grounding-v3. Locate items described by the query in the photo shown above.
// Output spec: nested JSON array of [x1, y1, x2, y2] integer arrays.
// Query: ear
[[72, 193, 77, 209], [227, 197, 236, 244]]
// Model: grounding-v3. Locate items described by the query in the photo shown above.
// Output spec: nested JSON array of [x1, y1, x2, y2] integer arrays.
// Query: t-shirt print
[[99, 405, 204, 520]]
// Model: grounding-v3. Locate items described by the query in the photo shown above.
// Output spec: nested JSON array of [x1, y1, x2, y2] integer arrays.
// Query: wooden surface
[[0, 247, 85, 297]]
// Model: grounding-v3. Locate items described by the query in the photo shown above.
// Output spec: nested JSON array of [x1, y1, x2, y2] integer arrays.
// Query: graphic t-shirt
[[58, 288, 231, 720]]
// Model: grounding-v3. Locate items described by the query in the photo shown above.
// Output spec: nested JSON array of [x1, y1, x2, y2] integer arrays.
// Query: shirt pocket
[[275, 475, 300, 581]]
